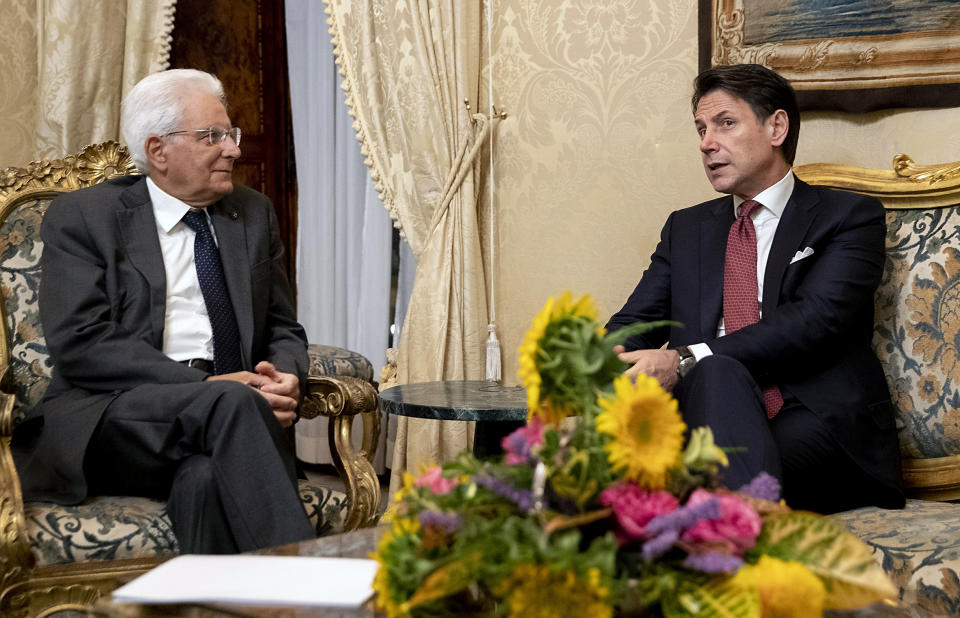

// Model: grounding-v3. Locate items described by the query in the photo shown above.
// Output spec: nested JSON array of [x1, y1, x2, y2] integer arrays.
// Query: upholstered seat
[[834, 499, 960, 612], [0, 142, 381, 616], [22, 482, 346, 568], [309, 344, 374, 381], [796, 155, 960, 611]]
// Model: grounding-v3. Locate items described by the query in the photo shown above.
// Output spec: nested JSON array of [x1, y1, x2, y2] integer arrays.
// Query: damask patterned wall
[[491, 0, 960, 383], [0, 0, 175, 169]]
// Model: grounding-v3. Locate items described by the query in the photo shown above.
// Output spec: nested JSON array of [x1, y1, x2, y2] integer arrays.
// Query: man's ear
[[144, 136, 167, 173], [768, 109, 789, 148]]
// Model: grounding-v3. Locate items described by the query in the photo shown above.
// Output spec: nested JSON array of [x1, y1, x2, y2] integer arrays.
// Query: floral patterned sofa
[[795, 156, 960, 616], [0, 143, 383, 617]]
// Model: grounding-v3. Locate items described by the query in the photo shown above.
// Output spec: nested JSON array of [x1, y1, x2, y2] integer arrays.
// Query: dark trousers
[[83, 381, 315, 553], [675, 355, 897, 514]]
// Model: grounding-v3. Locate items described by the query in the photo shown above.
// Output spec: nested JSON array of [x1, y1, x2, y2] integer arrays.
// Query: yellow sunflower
[[528, 398, 575, 425], [732, 555, 825, 617], [517, 292, 600, 412], [496, 563, 612, 618], [596, 374, 686, 489]]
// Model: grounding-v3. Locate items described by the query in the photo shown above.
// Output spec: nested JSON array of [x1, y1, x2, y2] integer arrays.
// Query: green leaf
[[661, 576, 760, 618], [750, 511, 896, 610], [604, 320, 680, 347]]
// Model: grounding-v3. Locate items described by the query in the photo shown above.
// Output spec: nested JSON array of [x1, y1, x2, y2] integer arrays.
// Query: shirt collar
[[146, 176, 207, 233], [732, 170, 794, 218]]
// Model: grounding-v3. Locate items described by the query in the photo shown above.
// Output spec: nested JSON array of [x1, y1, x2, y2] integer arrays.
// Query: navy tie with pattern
[[182, 209, 243, 374], [722, 199, 784, 418]]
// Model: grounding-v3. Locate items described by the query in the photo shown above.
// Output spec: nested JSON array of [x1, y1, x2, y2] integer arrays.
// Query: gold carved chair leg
[[301, 375, 382, 530]]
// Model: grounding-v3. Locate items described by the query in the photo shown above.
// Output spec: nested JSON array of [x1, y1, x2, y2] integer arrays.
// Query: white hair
[[121, 69, 227, 172]]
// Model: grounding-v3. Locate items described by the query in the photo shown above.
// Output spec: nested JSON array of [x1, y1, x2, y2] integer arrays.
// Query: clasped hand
[[206, 360, 300, 427], [613, 345, 681, 392]]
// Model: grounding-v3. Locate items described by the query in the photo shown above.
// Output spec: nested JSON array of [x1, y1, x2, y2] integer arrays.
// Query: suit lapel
[[209, 198, 253, 367], [762, 177, 818, 315], [117, 178, 167, 348], [700, 197, 734, 338]]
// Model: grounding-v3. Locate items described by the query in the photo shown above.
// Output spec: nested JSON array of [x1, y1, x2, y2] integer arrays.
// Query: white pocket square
[[790, 247, 815, 264]]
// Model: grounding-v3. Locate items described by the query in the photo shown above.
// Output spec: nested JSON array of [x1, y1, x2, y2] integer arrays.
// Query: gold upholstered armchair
[[0, 142, 382, 616], [794, 155, 960, 610]]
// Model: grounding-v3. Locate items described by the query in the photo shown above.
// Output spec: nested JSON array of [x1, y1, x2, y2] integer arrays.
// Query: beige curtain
[[324, 0, 491, 492], [0, 0, 176, 167]]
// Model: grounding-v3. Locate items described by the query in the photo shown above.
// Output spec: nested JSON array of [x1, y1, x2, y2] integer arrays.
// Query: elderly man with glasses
[[11, 69, 315, 554]]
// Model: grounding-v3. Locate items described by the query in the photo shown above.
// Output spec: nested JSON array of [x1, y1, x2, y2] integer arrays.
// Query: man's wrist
[[674, 345, 697, 379]]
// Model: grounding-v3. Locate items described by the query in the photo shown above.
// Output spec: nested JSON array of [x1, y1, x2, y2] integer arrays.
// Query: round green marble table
[[380, 380, 527, 457]]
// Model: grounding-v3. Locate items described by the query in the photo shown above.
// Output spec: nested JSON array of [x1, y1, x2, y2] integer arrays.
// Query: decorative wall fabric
[[285, 0, 393, 472], [323, 0, 491, 492], [0, 0, 176, 168]]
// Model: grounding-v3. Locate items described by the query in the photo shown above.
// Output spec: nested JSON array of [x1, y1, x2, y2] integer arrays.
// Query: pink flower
[[680, 489, 762, 555], [502, 418, 546, 465], [415, 466, 459, 495], [600, 482, 678, 544]]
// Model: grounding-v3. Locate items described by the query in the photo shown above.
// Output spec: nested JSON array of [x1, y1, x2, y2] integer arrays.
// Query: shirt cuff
[[688, 342, 712, 361]]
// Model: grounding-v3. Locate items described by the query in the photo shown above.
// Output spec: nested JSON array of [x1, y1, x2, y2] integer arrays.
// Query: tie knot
[[738, 200, 762, 219], [182, 209, 207, 234]]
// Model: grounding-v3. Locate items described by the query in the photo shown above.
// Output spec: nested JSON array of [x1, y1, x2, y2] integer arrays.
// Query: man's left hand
[[254, 360, 301, 401], [613, 346, 680, 391]]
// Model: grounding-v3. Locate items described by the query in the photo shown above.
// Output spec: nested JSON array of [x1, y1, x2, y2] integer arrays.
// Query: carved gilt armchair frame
[[795, 154, 960, 501], [0, 142, 382, 616]]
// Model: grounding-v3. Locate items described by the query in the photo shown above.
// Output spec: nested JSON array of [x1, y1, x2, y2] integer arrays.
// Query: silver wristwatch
[[675, 345, 697, 379]]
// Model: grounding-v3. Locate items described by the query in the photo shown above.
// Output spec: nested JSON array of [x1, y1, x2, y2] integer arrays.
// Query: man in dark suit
[[606, 64, 904, 513], [12, 69, 316, 553]]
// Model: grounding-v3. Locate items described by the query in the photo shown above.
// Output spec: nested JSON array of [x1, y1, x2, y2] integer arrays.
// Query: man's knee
[[173, 453, 217, 489], [686, 354, 754, 388], [205, 381, 274, 422]]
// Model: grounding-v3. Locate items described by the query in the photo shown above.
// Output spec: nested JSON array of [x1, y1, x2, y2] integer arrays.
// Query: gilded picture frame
[[699, 0, 960, 112]]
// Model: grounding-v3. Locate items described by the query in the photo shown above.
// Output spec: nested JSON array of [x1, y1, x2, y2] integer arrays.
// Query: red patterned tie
[[723, 200, 784, 418]]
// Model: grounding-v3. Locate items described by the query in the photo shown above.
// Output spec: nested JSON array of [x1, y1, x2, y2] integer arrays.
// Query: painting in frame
[[699, 0, 960, 112]]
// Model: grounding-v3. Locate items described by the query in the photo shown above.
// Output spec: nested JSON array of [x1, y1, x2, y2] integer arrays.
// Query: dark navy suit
[[607, 177, 904, 512]]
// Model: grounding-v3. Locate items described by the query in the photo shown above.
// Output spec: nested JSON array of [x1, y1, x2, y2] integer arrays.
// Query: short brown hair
[[692, 64, 800, 164]]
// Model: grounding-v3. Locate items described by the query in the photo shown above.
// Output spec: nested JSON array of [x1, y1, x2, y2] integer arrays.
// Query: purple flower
[[418, 509, 461, 534], [474, 475, 533, 511], [642, 529, 679, 561], [640, 497, 721, 561], [737, 472, 782, 502], [684, 552, 744, 573], [645, 497, 721, 537], [502, 418, 545, 466]]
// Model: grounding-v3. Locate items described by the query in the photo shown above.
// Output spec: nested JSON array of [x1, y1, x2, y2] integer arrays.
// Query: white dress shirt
[[689, 170, 795, 360], [146, 176, 216, 362]]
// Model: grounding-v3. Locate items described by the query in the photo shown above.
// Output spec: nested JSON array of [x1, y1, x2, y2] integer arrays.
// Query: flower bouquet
[[374, 293, 896, 617]]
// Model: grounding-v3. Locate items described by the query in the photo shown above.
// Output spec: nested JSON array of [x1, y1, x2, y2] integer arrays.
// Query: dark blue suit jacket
[[606, 177, 903, 497]]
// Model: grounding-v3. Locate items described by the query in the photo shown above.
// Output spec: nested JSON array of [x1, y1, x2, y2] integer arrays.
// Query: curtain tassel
[[485, 323, 501, 382]]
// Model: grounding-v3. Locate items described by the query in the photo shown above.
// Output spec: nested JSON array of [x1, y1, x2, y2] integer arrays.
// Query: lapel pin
[[230, 211, 239, 220]]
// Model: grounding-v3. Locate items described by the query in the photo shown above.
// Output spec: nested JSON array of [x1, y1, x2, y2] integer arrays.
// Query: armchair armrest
[[0, 391, 34, 597], [301, 375, 382, 530]]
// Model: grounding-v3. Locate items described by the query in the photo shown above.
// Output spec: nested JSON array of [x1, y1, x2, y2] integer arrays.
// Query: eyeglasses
[[162, 127, 242, 147]]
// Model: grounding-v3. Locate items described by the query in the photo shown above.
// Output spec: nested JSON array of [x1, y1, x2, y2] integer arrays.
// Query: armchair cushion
[[25, 481, 346, 568], [308, 344, 374, 381], [0, 196, 50, 424], [835, 499, 960, 613], [875, 206, 960, 460]]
